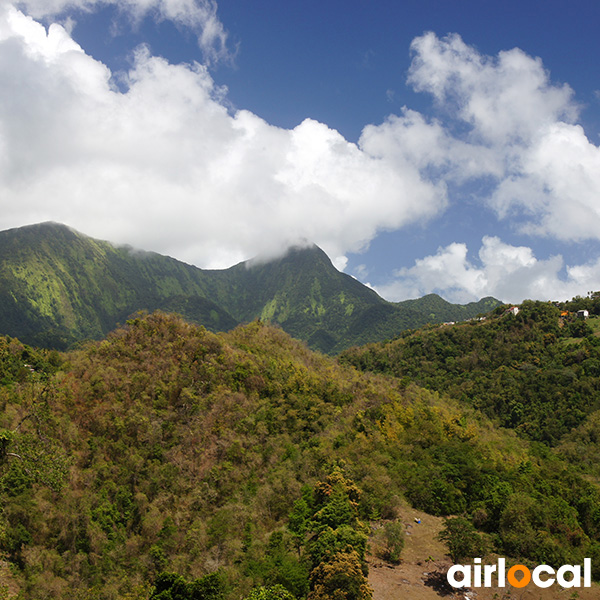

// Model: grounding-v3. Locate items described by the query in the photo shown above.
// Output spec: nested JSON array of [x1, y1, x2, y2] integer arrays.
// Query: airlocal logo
[[447, 558, 592, 589]]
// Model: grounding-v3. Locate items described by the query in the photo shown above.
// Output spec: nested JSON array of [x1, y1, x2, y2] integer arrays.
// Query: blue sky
[[3, 0, 600, 303]]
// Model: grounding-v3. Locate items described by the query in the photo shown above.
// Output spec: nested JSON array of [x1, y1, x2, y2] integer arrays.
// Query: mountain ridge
[[0, 222, 501, 352]]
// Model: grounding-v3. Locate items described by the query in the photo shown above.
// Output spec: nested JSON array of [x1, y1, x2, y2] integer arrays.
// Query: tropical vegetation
[[1, 304, 600, 598]]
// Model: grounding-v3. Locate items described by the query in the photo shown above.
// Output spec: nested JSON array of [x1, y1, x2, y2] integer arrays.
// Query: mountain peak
[[0, 222, 501, 353], [243, 242, 330, 270], [6, 221, 76, 234], [0, 221, 85, 245]]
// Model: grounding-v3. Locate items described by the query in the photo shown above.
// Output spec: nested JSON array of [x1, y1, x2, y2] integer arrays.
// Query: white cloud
[[13, 0, 230, 63], [360, 108, 502, 181], [357, 32, 600, 259], [408, 32, 577, 146], [491, 122, 600, 241], [353, 264, 369, 279], [375, 236, 600, 304], [404, 32, 600, 247], [0, 5, 447, 268]]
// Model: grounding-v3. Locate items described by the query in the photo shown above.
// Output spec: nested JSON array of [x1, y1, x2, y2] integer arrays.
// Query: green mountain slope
[[0, 222, 236, 348], [0, 222, 500, 352]]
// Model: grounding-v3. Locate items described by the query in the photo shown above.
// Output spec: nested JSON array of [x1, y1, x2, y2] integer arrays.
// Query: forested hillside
[[1, 312, 600, 599], [340, 299, 600, 445]]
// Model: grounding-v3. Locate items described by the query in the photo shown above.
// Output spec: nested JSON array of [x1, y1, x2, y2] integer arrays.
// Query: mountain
[[0, 222, 501, 352]]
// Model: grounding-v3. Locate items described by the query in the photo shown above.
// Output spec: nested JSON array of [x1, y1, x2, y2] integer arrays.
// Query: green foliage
[[0, 334, 62, 385], [287, 488, 312, 544], [307, 525, 368, 571], [569, 319, 593, 338], [438, 517, 486, 563], [244, 585, 295, 600], [0, 358, 70, 492], [341, 300, 600, 444], [305, 469, 368, 566], [562, 291, 600, 316], [311, 470, 362, 533], [377, 521, 405, 564], [150, 571, 225, 600], [285, 470, 372, 598], [244, 530, 309, 597], [0, 428, 13, 459], [307, 551, 373, 600], [1, 521, 32, 567]]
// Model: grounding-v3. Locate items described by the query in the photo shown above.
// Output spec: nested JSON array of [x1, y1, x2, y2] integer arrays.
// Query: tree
[[244, 585, 295, 600], [293, 469, 372, 599], [378, 521, 404, 564], [0, 401, 70, 493], [438, 517, 486, 563], [307, 524, 368, 570], [311, 469, 362, 533], [304, 468, 370, 573], [149, 571, 225, 600], [307, 551, 373, 600]]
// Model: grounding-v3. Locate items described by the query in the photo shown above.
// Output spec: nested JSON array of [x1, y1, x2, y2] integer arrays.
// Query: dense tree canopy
[[0, 310, 599, 597], [341, 300, 600, 444]]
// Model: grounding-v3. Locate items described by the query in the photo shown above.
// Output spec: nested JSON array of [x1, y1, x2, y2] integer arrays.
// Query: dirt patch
[[368, 507, 456, 600], [367, 506, 599, 600]]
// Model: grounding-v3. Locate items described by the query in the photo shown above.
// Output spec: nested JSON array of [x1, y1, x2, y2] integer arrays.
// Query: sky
[[2, 0, 600, 304]]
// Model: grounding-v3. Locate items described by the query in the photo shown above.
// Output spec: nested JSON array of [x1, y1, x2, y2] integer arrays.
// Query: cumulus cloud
[[491, 122, 600, 241], [0, 5, 446, 268], [13, 0, 230, 63], [404, 32, 600, 244], [360, 108, 502, 181], [408, 32, 577, 146], [375, 237, 600, 304]]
